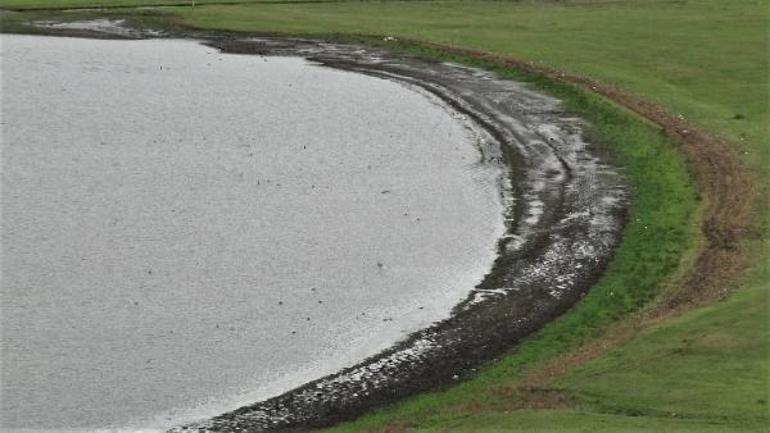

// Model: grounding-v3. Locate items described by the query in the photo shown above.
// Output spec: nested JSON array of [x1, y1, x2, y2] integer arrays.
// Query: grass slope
[[560, 285, 769, 425]]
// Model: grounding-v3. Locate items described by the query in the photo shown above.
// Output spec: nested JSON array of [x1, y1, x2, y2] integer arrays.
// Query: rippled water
[[0, 35, 505, 431]]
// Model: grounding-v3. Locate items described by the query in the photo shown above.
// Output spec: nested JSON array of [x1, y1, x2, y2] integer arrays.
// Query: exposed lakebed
[[1, 35, 506, 431]]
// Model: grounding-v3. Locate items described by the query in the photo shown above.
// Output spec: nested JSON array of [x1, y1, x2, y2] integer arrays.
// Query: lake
[[0, 35, 505, 431]]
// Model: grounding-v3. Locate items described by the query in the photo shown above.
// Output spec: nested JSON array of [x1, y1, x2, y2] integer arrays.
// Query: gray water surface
[[0, 36, 505, 431]]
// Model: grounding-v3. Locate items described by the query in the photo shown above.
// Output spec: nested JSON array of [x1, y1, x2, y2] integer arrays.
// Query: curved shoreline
[[166, 37, 630, 432], [1, 10, 757, 431], [1, 21, 630, 432]]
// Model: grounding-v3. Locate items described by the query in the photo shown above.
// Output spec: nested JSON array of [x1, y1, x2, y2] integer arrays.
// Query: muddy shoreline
[[186, 39, 629, 433], [3, 21, 630, 433]]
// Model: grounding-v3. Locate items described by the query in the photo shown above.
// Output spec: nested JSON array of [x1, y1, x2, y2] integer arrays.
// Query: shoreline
[[1, 23, 630, 433], [2, 3, 761, 431], [180, 38, 630, 432]]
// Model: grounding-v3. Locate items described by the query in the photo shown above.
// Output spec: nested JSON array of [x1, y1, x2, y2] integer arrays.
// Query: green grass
[[1, 1, 767, 431], [397, 410, 761, 433], [559, 285, 770, 425]]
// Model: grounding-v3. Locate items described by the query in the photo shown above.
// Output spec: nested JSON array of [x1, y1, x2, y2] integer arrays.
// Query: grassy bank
[[1, 0, 766, 431]]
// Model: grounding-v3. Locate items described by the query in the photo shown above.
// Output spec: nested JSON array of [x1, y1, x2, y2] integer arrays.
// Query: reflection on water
[[0, 35, 504, 431]]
